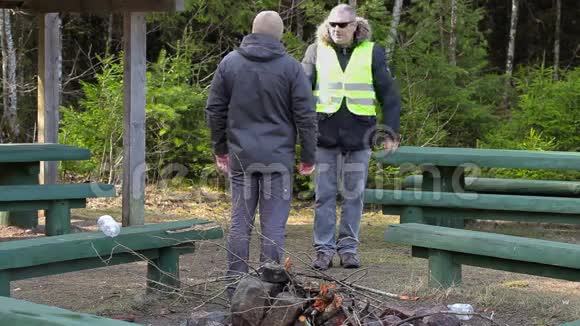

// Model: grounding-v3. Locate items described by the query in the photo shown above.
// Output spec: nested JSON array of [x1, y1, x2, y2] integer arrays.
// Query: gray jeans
[[313, 147, 372, 256], [226, 170, 292, 277]]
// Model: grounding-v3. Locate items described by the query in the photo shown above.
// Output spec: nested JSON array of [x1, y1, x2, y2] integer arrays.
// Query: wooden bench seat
[[0, 296, 133, 325], [403, 175, 580, 197], [0, 183, 116, 235], [0, 218, 223, 297], [364, 189, 580, 225], [384, 223, 580, 288]]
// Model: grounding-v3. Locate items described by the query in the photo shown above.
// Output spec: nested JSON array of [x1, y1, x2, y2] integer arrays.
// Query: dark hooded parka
[[206, 33, 317, 172]]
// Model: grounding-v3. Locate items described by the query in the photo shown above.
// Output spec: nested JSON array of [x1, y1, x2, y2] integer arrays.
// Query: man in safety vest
[[302, 4, 401, 270]]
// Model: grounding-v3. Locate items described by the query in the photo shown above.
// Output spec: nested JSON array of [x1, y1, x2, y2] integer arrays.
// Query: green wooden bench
[[561, 321, 580, 326], [364, 189, 580, 225], [0, 143, 93, 229], [403, 175, 580, 197], [366, 146, 580, 289], [0, 183, 116, 236], [0, 218, 223, 297], [384, 223, 580, 288], [0, 296, 133, 325]]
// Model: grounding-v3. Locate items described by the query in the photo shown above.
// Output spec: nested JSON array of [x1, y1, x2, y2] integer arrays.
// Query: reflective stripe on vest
[[314, 41, 376, 116]]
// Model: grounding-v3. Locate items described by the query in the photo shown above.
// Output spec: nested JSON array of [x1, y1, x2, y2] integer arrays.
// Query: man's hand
[[298, 162, 315, 176], [383, 136, 400, 151], [215, 154, 229, 174]]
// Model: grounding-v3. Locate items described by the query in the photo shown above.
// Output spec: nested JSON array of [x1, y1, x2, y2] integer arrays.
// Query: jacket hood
[[316, 16, 372, 47], [237, 33, 286, 62]]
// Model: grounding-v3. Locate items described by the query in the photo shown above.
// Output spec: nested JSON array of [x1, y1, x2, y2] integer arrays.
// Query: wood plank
[[10, 249, 159, 281], [0, 296, 134, 325], [9, 247, 192, 282], [381, 206, 580, 224], [365, 189, 580, 214], [0, 144, 90, 163], [0, 184, 115, 201], [122, 12, 146, 227], [375, 146, 580, 171], [560, 321, 580, 326], [385, 223, 580, 269], [404, 175, 580, 197], [0, 0, 184, 12], [37, 13, 61, 185], [0, 199, 85, 211], [412, 247, 580, 282], [0, 219, 222, 269]]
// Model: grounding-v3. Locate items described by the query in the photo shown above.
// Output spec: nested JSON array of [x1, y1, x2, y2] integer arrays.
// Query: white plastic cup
[[97, 215, 121, 238], [447, 303, 474, 321]]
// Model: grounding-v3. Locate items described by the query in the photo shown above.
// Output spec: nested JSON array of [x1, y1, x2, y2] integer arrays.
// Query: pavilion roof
[[0, 0, 184, 12]]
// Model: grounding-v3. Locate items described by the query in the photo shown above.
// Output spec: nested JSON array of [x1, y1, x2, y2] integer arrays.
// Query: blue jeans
[[226, 169, 292, 277], [313, 147, 372, 256]]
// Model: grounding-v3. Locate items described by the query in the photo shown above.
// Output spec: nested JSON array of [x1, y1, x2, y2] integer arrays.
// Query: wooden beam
[[0, 296, 135, 325], [385, 223, 580, 269], [0, 219, 222, 270], [37, 13, 60, 185], [122, 12, 146, 227], [0, 0, 185, 12], [364, 189, 580, 214]]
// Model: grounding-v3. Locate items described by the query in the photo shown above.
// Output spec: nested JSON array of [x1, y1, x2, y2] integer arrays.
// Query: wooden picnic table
[[366, 146, 580, 288], [369, 146, 580, 228], [0, 143, 91, 229]]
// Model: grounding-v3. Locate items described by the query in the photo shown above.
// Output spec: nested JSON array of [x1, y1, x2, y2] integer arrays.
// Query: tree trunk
[[0, 9, 19, 141], [505, 0, 519, 82], [500, 0, 519, 110], [553, 0, 561, 80], [349, 0, 357, 7], [106, 13, 113, 56], [449, 0, 458, 66], [386, 0, 404, 61], [296, 5, 304, 41]]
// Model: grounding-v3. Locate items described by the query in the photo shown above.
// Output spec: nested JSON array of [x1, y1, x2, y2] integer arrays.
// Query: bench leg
[[428, 249, 461, 288], [0, 271, 10, 297], [400, 207, 424, 224], [45, 200, 71, 236], [147, 248, 180, 294], [422, 166, 465, 229]]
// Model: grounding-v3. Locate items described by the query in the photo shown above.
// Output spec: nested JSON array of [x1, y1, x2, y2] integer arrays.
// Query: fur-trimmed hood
[[316, 16, 372, 46]]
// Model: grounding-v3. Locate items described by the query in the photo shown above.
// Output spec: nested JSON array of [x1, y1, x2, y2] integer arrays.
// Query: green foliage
[[383, 0, 495, 147], [60, 54, 124, 179], [60, 29, 214, 183], [58, 0, 579, 193], [479, 66, 580, 180]]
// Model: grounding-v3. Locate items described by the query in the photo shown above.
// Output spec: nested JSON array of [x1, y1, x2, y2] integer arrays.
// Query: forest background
[[0, 0, 578, 193]]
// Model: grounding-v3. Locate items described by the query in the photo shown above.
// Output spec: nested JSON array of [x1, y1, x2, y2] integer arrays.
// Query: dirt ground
[[2, 186, 580, 326]]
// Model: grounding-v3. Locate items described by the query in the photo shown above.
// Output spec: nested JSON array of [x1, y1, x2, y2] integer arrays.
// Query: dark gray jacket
[[205, 33, 317, 171], [302, 18, 401, 150]]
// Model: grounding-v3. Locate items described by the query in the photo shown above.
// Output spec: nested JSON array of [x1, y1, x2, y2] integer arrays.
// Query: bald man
[[206, 11, 317, 294]]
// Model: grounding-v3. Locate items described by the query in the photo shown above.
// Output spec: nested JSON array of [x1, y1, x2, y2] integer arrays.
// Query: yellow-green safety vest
[[314, 41, 376, 116]]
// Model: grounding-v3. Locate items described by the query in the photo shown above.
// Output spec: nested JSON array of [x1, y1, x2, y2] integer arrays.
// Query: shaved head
[[252, 11, 284, 40]]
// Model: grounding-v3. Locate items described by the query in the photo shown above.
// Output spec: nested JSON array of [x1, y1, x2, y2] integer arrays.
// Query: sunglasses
[[329, 21, 353, 28]]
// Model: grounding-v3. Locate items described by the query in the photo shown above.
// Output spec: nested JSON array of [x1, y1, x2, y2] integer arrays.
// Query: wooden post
[[428, 249, 461, 288], [146, 248, 180, 293], [45, 200, 70, 236], [122, 12, 146, 227], [0, 271, 10, 297], [38, 13, 61, 185], [422, 165, 465, 229]]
